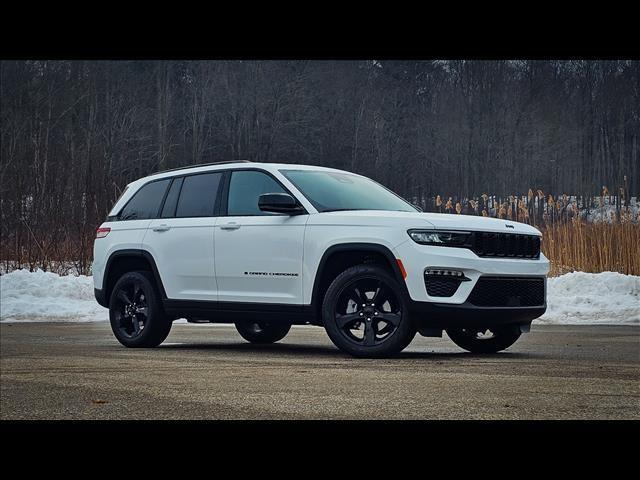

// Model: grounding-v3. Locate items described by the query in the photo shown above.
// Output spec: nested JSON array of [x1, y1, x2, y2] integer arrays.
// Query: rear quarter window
[[118, 179, 171, 220]]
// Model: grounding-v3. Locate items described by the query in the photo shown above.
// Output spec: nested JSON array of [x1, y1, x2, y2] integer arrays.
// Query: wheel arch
[[310, 242, 408, 322], [100, 249, 167, 307]]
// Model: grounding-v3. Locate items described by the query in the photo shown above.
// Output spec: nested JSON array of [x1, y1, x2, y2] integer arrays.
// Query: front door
[[214, 170, 307, 304]]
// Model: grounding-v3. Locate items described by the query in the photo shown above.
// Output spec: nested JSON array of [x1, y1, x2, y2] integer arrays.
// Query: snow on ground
[[0, 269, 108, 322], [537, 271, 639, 325], [0, 269, 638, 325]]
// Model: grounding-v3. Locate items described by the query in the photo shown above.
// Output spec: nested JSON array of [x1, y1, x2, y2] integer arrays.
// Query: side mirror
[[258, 193, 305, 215]]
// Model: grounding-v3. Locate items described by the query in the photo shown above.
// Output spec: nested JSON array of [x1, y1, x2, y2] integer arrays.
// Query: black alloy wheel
[[109, 271, 172, 348], [334, 277, 402, 347], [113, 280, 149, 339], [322, 265, 416, 358]]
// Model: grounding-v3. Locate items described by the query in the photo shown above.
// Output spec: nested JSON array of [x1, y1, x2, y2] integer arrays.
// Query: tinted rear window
[[175, 173, 222, 217], [118, 179, 170, 220]]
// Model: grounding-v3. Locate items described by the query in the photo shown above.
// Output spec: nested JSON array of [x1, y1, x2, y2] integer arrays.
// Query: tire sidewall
[[322, 265, 415, 358]]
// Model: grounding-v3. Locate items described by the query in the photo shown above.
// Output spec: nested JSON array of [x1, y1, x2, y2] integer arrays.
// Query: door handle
[[152, 224, 171, 232], [220, 222, 241, 230]]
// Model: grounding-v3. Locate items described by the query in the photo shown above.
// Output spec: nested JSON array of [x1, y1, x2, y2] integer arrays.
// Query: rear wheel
[[446, 327, 521, 353], [109, 271, 172, 348], [235, 320, 291, 344], [322, 265, 416, 358]]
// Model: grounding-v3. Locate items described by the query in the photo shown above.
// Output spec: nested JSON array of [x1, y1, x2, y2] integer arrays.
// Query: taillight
[[96, 227, 111, 238]]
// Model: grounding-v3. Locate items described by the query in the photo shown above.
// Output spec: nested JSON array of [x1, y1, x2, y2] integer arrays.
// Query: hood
[[311, 210, 541, 236], [420, 212, 541, 235]]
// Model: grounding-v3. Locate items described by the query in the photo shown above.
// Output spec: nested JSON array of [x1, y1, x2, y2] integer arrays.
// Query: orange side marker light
[[396, 258, 407, 279]]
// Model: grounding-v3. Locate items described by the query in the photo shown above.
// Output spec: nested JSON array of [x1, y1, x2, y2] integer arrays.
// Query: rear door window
[[118, 179, 171, 220], [175, 173, 223, 218]]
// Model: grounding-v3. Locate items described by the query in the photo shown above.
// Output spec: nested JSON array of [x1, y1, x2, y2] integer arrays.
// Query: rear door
[[214, 169, 307, 304], [144, 172, 224, 301]]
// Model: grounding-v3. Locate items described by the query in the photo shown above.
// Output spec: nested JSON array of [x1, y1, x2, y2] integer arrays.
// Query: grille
[[471, 232, 540, 259], [425, 276, 464, 297], [467, 276, 545, 307]]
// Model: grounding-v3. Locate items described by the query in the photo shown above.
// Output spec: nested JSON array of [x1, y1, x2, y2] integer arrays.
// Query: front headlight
[[408, 229, 471, 247]]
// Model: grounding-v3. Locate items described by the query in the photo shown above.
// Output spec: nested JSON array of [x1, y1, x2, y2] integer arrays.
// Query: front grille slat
[[467, 276, 545, 307], [517, 235, 525, 257], [470, 232, 540, 259]]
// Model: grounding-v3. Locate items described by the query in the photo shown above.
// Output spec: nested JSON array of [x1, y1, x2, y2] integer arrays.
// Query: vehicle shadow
[[397, 350, 538, 360], [159, 341, 341, 356], [158, 341, 539, 360]]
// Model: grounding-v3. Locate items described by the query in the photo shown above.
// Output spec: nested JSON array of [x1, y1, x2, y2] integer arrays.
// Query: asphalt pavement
[[1, 322, 638, 419]]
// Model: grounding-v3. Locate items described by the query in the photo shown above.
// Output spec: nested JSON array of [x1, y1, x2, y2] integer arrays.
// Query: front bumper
[[394, 239, 550, 304], [393, 238, 548, 329]]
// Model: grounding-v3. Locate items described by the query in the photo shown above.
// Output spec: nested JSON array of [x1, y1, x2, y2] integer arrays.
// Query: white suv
[[93, 161, 548, 357]]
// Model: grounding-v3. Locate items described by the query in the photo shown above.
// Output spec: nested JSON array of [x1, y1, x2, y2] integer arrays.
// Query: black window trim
[[159, 176, 184, 219], [108, 167, 306, 222], [157, 177, 175, 218], [219, 167, 308, 217]]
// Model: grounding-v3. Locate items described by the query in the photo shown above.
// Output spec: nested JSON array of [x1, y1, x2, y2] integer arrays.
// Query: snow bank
[[0, 269, 107, 322], [538, 271, 639, 325], [1, 269, 638, 325]]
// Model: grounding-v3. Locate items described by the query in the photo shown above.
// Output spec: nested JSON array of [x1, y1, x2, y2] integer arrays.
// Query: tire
[[446, 327, 521, 353], [322, 265, 416, 358], [235, 320, 291, 344], [109, 271, 172, 348]]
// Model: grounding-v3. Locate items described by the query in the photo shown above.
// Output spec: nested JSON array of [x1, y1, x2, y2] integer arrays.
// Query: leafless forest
[[1, 60, 638, 274]]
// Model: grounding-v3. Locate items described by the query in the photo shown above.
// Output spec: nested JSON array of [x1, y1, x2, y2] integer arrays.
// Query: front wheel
[[446, 327, 521, 353], [235, 320, 291, 344], [322, 265, 416, 358]]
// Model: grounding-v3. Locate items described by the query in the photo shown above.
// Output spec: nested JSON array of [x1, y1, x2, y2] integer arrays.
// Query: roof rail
[[155, 160, 252, 175]]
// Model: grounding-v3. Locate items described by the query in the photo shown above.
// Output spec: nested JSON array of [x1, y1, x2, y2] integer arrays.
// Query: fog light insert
[[424, 269, 470, 297], [425, 269, 467, 278]]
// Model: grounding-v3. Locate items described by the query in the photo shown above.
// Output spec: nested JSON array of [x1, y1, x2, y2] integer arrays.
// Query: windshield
[[280, 170, 417, 213]]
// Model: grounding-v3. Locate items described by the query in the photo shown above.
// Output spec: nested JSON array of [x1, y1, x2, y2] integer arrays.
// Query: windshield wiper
[[321, 208, 368, 212], [321, 208, 415, 213]]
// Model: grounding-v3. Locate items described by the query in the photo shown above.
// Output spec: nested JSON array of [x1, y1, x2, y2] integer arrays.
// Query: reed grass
[[541, 220, 640, 277]]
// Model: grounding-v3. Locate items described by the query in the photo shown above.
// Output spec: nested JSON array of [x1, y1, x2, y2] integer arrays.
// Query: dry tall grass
[[541, 221, 640, 277], [420, 188, 639, 277]]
